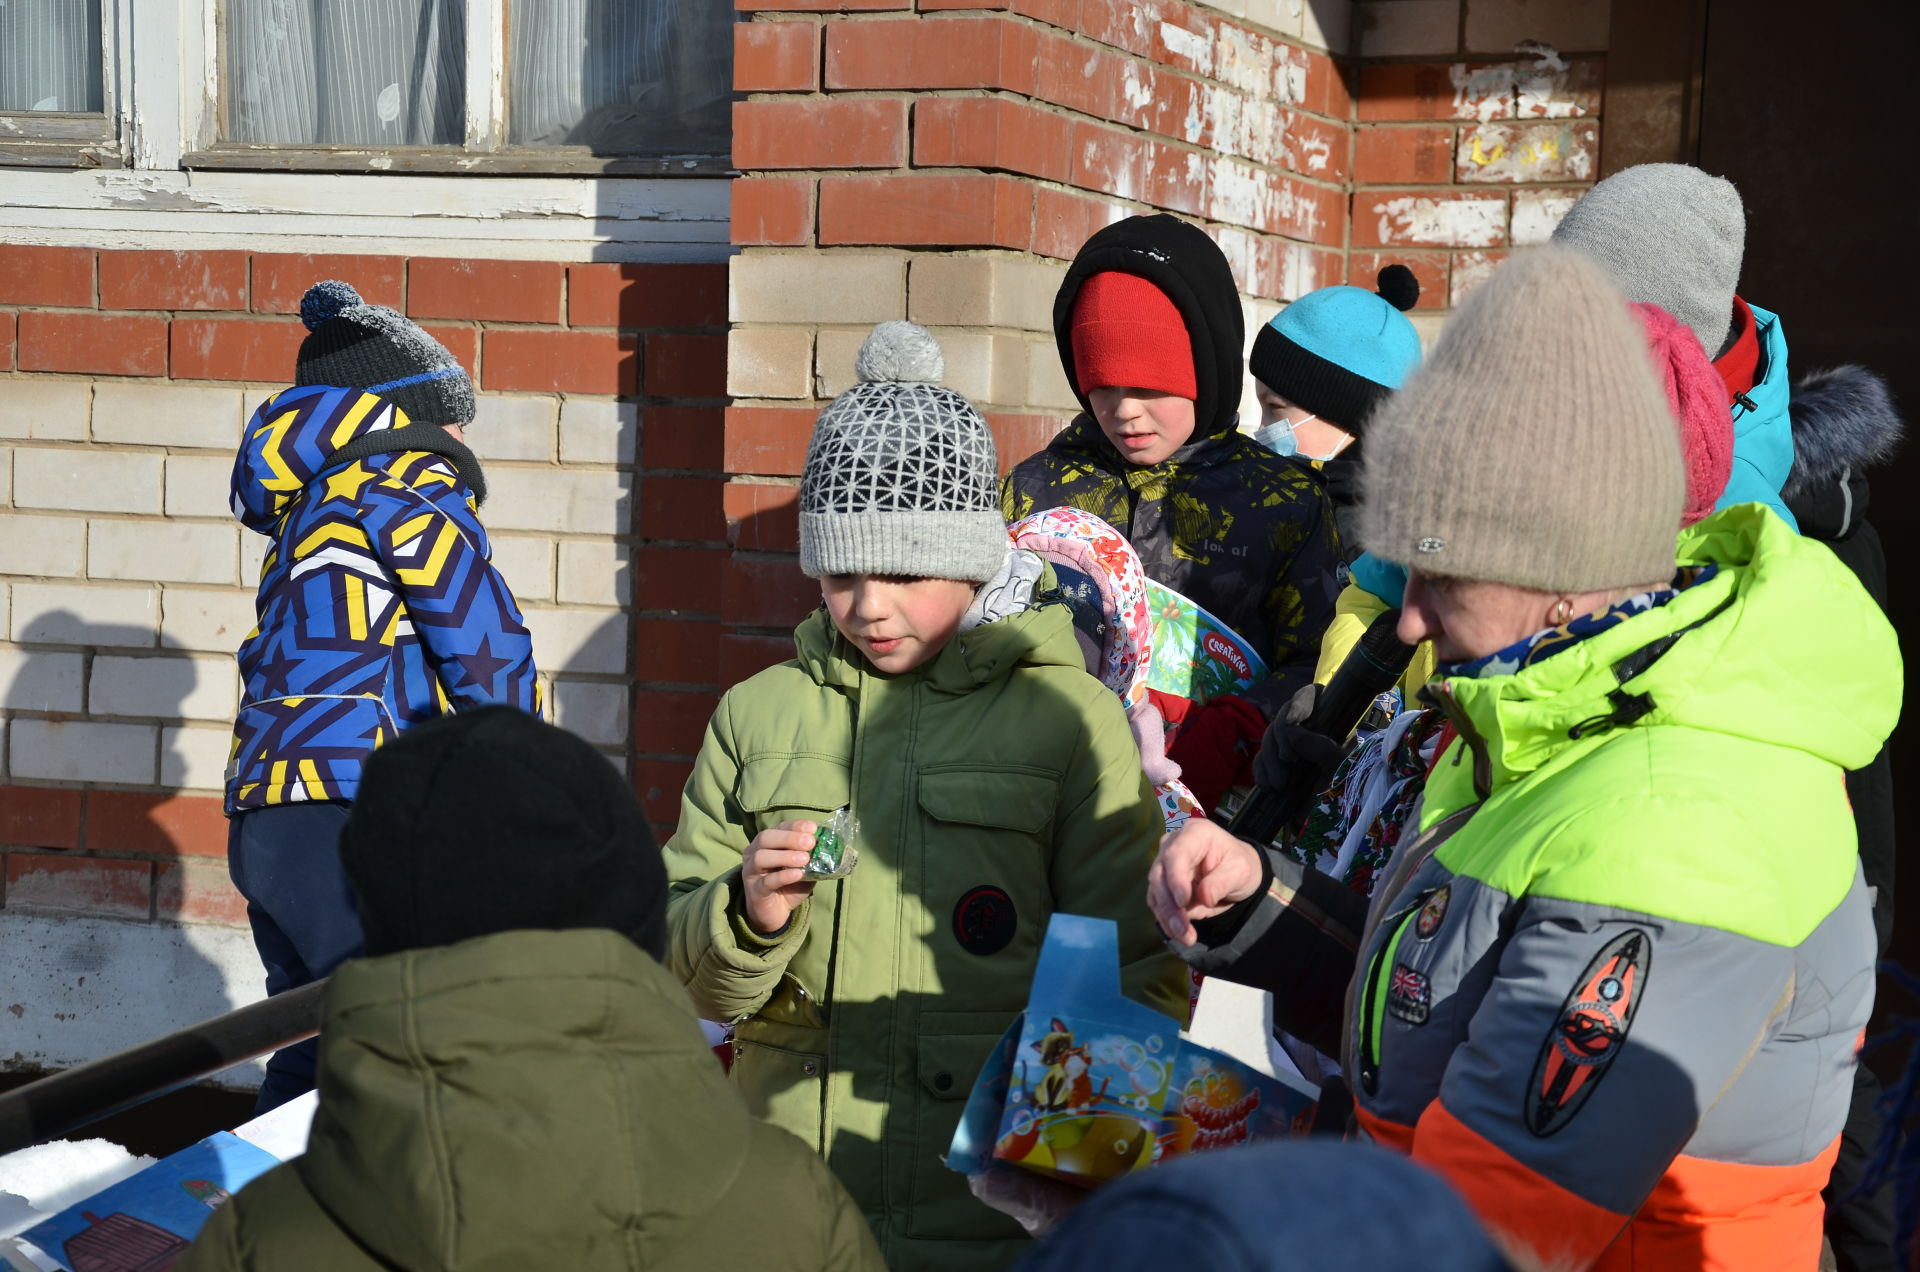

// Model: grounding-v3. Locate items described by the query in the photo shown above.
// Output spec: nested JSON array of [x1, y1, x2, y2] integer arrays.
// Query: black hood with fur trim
[[1782, 365, 1904, 542], [1052, 214, 1246, 440]]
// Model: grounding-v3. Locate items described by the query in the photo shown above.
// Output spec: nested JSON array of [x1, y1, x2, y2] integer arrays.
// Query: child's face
[[1087, 387, 1197, 466], [1255, 380, 1354, 460], [821, 574, 977, 674]]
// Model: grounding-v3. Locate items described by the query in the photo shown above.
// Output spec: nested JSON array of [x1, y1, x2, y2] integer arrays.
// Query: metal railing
[[0, 982, 325, 1157]]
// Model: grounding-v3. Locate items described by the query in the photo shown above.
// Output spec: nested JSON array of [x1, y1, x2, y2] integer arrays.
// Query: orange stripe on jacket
[[1409, 1099, 1629, 1269], [1591, 1138, 1840, 1272], [1354, 1103, 1414, 1155]]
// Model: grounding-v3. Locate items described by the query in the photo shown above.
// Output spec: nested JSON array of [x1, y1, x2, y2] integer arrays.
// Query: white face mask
[[1254, 413, 1344, 462]]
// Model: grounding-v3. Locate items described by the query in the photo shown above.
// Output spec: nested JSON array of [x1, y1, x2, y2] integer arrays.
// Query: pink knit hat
[[1630, 301, 1731, 526]]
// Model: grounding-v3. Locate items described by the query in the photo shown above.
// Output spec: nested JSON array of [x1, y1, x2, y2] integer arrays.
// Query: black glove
[[1251, 683, 1345, 793]]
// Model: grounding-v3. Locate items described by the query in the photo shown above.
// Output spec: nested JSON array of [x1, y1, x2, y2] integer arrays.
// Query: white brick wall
[[10, 717, 157, 784], [160, 724, 232, 791], [473, 395, 558, 463], [0, 513, 87, 577], [523, 606, 628, 676], [0, 381, 89, 442], [163, 455, 236, 519], [489, 534, 555, 603], [550, 678, 629, 746], [89, 520, 239, 585], [159, 587, 256, 653], [15, 449, 163, 515], [0, 648, 85, 713], [12, 583, 159, 645], [559, 399, 639, 466], [92, 383, 245, 449], [90, 654, 239, 722], [485, 467, 632, 536], [557, 540, 630, 606]]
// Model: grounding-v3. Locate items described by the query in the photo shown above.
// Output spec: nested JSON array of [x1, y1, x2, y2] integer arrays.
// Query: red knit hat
[[1630, 301, 1731, 526], [1070, 272, 1197, 399]]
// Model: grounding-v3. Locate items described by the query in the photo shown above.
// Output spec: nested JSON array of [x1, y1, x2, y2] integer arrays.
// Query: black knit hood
[[1053, 214, 1246, 440]]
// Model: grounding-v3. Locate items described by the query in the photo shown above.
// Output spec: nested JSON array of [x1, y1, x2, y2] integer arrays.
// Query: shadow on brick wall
[[1, 613, 260, 1100]]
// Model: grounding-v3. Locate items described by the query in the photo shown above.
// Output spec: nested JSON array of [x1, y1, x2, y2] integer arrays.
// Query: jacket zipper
[[1357, 904, 1420, 1093]]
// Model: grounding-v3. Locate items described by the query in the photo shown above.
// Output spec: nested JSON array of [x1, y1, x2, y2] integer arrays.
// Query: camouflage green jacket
[[1004, 414, 1341, 714]]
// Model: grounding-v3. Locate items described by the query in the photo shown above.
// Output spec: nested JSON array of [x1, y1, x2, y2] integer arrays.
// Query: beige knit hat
[[1358, 247, 1685, 593]]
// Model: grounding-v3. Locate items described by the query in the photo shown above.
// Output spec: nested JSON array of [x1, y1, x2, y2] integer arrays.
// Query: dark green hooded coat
[[1003, 214, 1342, 712], [178, 929, 883, 1272]]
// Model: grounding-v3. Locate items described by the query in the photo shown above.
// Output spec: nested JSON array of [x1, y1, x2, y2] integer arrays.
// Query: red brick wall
[[0, 244, 725, 894], [0, 246, 719, 396], [698, 0, 1366, 833], [730, 1, 1351, 288], [1350, 57, 1604, 308]]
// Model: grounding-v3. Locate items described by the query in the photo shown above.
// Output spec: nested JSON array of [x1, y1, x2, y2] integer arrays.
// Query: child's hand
[[741, 820, 819, 936]]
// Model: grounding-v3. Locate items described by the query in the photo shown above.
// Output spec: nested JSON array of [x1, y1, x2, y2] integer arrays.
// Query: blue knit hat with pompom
[[294, 280, 475, 426], [1250, 266, 1423, 435]]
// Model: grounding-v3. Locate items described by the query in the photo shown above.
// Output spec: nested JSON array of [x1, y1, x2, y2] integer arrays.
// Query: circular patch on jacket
[[954, 886, 1017, 956], [1524, 928, 1651, 1138], [1415, 885, 1450, 939]]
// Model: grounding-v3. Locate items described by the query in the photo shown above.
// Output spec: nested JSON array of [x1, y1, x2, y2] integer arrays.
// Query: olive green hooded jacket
[[178, 929, 883, 1272], [665, 591, 1189, 1272]]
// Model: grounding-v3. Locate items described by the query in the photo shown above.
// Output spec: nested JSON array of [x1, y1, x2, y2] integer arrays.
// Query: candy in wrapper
[[804, 806, 860, 879]]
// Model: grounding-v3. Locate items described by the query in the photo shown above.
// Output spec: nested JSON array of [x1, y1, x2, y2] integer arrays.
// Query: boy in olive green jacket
[[665, 323, 1188, 1272]]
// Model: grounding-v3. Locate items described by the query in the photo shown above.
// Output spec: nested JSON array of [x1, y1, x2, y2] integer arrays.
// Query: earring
[[1550, 598, 1574, 626]]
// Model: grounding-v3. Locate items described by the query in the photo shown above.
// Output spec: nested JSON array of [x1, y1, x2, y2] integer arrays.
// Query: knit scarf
[[1438, 564, 1718, 680], [322, 423, 488, 505]]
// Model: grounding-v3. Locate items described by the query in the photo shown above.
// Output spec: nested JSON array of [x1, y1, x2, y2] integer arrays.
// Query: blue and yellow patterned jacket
[[226, 385, 541, 813]]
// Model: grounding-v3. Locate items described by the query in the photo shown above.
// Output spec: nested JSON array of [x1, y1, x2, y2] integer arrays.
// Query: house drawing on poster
[[63, 1211, 189, 1272]]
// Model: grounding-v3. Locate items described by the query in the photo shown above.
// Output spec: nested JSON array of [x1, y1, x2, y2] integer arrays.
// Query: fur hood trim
[[1784, 365, 1904, 498]]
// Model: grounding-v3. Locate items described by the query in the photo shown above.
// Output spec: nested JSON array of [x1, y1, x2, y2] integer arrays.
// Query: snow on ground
[[0, 1139, 154, 1239]]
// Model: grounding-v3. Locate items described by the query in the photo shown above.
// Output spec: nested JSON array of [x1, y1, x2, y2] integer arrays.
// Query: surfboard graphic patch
[[1525, 928, 1651, 1137]]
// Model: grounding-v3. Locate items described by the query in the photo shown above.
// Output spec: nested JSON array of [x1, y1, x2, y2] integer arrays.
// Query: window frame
[[180, 0, 734, 176], [0, 0, 121, 169]]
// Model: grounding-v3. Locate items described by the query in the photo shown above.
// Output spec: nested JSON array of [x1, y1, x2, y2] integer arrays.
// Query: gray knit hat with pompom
[[798, 322, 1009, 582], [295, 280, 476, 426]]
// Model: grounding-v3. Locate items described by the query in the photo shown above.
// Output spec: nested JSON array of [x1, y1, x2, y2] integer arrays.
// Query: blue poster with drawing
[[20, 1132, 280, 1272]]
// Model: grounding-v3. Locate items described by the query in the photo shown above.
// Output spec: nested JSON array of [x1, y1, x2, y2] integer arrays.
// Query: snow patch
[[0, 1141, 154, 1238]]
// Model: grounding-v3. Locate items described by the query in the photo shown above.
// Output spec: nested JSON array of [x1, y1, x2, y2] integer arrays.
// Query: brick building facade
[[0, 0, 1723, 1081]]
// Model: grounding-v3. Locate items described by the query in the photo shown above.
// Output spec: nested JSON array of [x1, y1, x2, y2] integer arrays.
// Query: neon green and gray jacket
[[1180, 506, 1900, 1270], [179, 929, 883, 1272], [665, 579, 1189, 1272]]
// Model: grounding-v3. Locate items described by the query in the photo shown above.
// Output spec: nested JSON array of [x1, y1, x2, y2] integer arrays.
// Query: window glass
[[225, 0, 466, 145], [507, 0, 730, 155], [0, 0, 104, 114]]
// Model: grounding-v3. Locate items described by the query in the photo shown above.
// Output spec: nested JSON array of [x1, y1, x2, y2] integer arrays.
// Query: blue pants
[[227, 802, 362, 1114]]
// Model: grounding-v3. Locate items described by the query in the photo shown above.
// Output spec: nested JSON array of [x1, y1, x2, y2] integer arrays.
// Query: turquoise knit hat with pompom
[[1250, 266, 1423, 434]]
